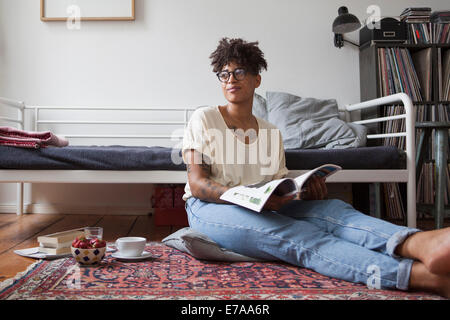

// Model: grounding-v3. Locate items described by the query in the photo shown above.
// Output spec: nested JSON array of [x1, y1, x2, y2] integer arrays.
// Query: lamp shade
[[332, 6, 361, 34]]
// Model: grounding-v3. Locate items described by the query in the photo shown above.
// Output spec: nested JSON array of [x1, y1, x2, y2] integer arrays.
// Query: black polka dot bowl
[[71, 246, 106, 265]]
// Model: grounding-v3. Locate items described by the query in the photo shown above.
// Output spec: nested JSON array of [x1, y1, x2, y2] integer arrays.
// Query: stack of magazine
[[400, 7, 432, 44]]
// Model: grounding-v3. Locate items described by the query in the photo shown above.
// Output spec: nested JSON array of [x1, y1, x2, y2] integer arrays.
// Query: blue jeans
[[185, 197, 421, 291]]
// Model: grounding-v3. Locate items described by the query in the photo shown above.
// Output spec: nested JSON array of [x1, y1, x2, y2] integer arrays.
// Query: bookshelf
[[359, 41, 450, 225]]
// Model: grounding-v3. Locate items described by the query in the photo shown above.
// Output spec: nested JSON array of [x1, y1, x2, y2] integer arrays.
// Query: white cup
[[115, 237, 146, 257]]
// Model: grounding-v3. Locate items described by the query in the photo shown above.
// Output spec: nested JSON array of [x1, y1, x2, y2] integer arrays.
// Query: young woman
[[182, 38, 450, 298]]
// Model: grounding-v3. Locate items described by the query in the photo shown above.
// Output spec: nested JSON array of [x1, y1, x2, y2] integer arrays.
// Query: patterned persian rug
[[0, 242, 444, 300]]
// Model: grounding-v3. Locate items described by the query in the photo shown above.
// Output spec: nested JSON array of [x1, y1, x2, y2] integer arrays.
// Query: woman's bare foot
[[409, 261, 450, 298], [396, 227, 450, 274]]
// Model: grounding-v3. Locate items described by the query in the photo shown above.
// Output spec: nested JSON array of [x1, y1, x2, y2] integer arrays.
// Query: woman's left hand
[[298, 176, 328, 200]]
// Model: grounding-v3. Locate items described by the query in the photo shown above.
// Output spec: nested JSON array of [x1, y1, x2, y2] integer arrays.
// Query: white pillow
[[162, 227, 262, 262]]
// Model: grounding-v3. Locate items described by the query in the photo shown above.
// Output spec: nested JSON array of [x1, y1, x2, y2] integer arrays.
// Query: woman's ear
[[255, 74, 261, 88]]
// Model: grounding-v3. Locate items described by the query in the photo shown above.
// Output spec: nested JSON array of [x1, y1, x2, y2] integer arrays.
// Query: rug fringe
[[0, 260, 43, 293]]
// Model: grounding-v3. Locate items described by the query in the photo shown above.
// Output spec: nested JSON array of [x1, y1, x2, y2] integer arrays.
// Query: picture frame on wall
[[40, 0, 135, 21]]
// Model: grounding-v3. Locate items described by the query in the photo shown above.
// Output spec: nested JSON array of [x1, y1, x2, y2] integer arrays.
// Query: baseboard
[[0, 203, 153, 215]]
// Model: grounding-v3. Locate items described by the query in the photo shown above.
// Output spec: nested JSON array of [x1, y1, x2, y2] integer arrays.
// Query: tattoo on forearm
[[199, 178, 229, 203], [186, 150, 229, 203]]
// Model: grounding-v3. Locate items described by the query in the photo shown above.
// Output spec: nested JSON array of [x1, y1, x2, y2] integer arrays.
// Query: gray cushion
[[252, 92, 268, 121], [266, 91, 367, 150], [162, 227, 261, 262]]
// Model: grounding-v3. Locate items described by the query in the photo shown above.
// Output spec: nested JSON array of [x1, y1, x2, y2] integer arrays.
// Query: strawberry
[[97, 240, 106, 248], [91, 238, 105, 248], [92, 239, 106, 248], [79, 242, 88, 249]]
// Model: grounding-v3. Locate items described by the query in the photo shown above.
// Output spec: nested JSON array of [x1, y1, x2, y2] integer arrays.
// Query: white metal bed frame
[[0, 93, 417, 227]]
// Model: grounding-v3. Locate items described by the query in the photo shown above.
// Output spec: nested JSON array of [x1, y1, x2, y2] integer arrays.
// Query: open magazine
[[219, 164, 342, 212]]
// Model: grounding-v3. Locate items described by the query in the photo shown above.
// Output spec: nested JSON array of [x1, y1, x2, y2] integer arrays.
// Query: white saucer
[[111, 251, 154, 260]]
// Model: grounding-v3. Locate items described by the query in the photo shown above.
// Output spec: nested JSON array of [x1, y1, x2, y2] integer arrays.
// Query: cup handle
[[115, 240, 119, 251]]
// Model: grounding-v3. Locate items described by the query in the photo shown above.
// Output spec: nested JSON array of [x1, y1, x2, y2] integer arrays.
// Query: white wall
[[0, 0, 448, 214]]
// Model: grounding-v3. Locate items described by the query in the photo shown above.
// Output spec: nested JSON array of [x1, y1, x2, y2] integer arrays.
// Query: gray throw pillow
[[252, 92, 268, 121], [266, 91, 366, 149], [162, 227, 261, 262]]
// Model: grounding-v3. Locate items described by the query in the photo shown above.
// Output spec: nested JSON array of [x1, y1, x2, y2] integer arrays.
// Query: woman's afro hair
[[209, 38, 267, 75]]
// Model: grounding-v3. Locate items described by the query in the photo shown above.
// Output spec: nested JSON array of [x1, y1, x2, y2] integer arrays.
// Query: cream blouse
[[182, 105, 289, 201]]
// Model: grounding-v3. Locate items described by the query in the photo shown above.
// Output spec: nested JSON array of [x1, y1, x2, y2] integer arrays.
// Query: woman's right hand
[[263, 193, 296, 212]]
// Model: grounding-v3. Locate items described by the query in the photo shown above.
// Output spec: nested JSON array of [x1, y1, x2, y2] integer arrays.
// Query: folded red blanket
[[0, 126, 69, 149]]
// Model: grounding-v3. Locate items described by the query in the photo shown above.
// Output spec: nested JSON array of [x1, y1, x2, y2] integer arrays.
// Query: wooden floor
[[0, 213, 180, 283], [0, 213, 449, 284]]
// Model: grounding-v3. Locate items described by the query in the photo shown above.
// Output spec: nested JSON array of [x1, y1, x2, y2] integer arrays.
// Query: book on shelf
[[411, 48, 432, 101], [377, 47, 423, 101], [416, 160, 450, 214], [219, 164, 342, 212], [383, 182, 405, 220], [417, 162, 450, 214], [440, 49, 450, 101], [36, 228, 85, 245], [433, 23, 450, 44], [447, 163, 450, 206]]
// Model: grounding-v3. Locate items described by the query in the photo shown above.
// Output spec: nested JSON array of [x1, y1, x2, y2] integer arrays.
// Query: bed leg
[[16, 183, 23, 216]]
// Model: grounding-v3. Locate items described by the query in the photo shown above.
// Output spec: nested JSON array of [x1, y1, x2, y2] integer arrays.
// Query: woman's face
[[219, 61, 261, 105]]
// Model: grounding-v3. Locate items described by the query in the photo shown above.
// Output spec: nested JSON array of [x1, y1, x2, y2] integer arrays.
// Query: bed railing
[[27, 105, 197, 142], [343, 93, 416, 228], [0, 97, 25, 129]]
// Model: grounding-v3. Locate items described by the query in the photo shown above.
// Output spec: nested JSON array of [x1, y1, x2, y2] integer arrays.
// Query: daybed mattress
[[0, 145, 406, 170]]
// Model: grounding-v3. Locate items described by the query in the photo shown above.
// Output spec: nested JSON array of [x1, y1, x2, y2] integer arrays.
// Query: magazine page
[[293, 164, 342, 191], [220, 178, 296, 212]]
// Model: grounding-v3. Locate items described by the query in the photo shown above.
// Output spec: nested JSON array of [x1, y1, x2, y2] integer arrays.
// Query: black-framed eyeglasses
[[216, 68, 247, 82]]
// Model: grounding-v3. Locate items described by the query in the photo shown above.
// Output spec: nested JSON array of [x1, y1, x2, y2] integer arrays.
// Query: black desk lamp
[[332, 6, 361, 48]]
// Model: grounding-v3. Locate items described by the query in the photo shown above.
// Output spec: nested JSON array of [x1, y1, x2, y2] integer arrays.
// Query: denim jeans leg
[[186, 197, 414, 291], [278, 199, 421, 258]]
